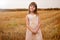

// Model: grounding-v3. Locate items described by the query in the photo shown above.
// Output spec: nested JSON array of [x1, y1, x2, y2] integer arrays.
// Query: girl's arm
[[35, 16, 41, 32], [26, 16, 34, 32]]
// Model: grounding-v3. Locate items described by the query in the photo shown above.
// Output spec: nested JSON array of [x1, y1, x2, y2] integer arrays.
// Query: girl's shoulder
[[26, 14, 31, 18]]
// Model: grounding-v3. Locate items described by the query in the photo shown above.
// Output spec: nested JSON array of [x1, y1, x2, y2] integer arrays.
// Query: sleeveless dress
[[25, 14, 43, 40]]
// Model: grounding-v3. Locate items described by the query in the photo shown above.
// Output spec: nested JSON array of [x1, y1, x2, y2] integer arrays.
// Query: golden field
[[0, 10, 60, 40]]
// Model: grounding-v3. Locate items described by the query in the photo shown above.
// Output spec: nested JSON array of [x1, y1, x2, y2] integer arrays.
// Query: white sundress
[[25, 14, 43, 40]]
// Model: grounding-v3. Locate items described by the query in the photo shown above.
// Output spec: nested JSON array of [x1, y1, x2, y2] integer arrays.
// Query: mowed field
[[0, 10, 60, 40]]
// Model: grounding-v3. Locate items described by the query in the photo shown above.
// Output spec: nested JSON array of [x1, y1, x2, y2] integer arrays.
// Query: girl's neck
[[30, 12, 35, 15], [30, 12, 38, 16]]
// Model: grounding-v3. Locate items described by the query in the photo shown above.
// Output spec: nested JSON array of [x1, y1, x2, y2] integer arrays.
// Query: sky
[[0, 0, 60, 9]]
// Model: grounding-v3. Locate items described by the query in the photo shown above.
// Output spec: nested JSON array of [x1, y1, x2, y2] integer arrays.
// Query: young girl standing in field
[[25, 2, 43, 40]]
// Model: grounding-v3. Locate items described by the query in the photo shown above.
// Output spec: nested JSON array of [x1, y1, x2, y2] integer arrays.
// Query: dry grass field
[[0, 10, 60, 40]]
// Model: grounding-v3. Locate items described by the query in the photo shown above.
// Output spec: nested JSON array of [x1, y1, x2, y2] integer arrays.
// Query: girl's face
[[29, 5, 35, 12]]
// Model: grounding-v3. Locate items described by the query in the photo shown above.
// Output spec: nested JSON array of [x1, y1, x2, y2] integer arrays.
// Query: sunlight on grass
[[0, 10, 60, 40]]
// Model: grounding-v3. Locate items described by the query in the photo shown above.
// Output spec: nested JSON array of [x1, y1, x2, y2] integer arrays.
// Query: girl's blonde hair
[[28, 2, 38, 14]]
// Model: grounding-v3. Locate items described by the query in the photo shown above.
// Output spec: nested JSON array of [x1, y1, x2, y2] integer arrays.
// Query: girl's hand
[[32, 29, 38, 34], [33, 28, 39, 34]]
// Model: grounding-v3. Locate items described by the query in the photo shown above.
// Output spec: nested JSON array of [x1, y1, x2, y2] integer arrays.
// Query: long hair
[[28, 2, 38, 14]]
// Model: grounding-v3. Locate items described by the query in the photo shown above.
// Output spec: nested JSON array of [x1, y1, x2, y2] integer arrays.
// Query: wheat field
[[0, 10, 60, 40]]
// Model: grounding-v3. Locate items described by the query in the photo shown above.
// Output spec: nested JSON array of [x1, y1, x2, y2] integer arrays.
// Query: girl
[[25, 2, 43, 40]]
